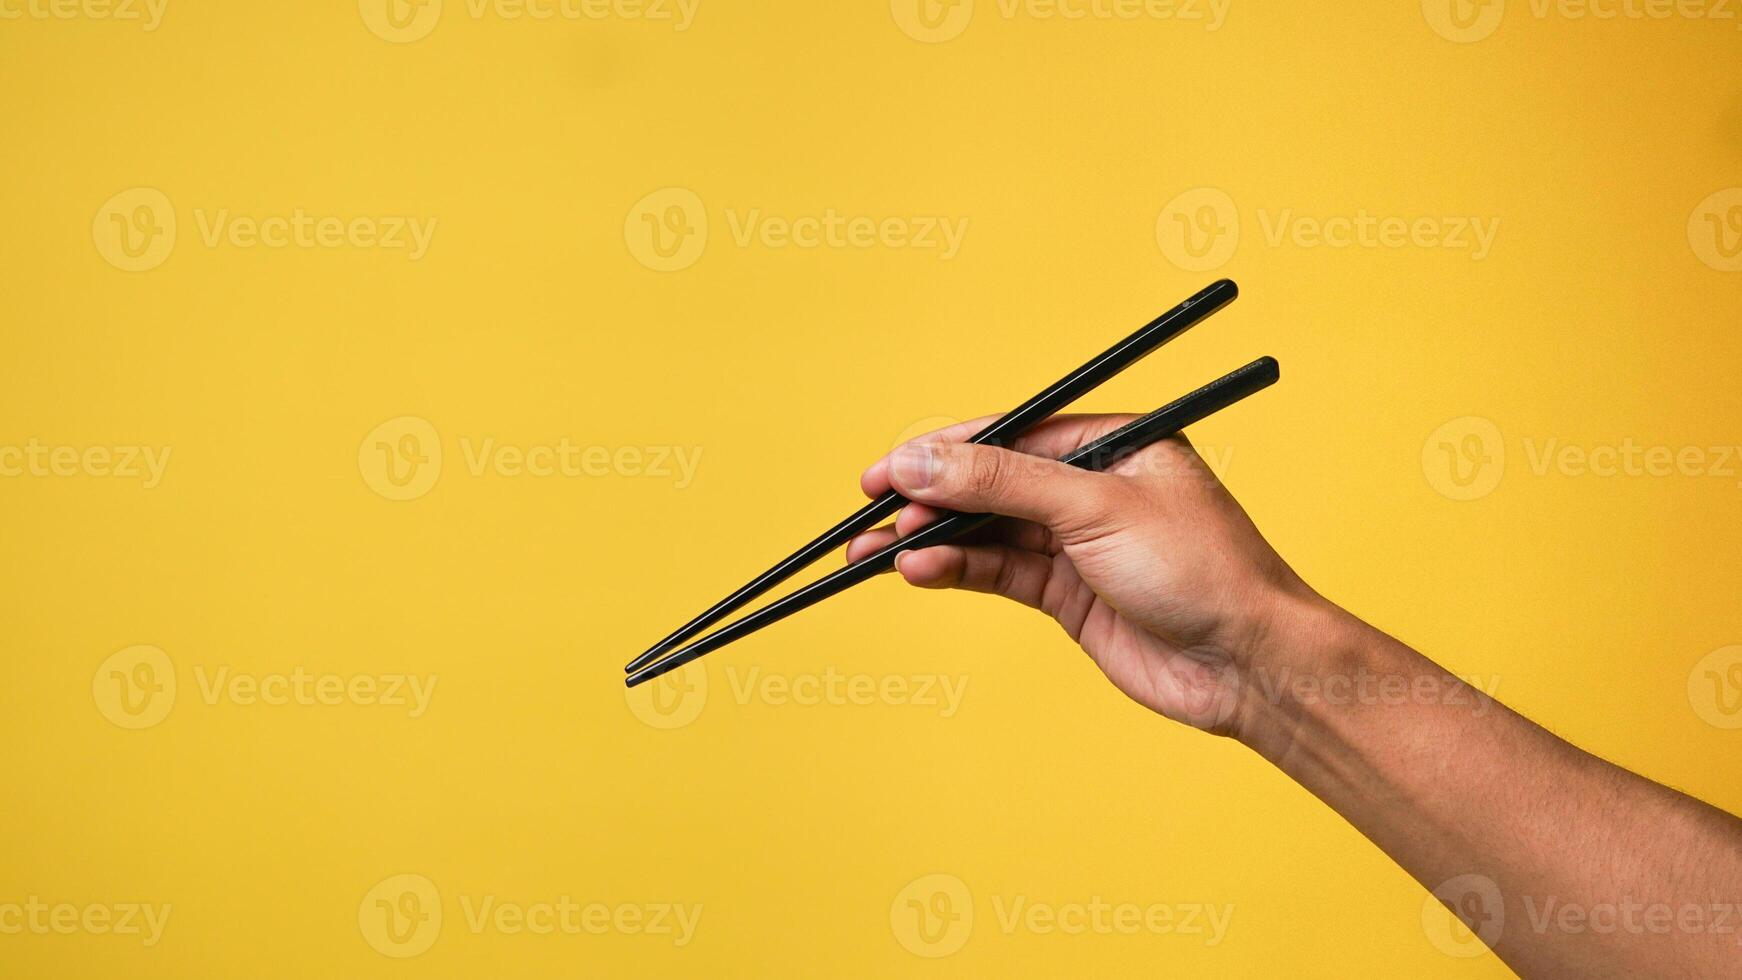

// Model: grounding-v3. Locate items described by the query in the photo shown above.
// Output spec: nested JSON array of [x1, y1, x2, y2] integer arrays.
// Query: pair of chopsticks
[[624, 279, 1276, 688]]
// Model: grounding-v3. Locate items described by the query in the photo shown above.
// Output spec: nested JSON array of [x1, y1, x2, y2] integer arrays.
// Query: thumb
[[887, 442, 1127, 543]]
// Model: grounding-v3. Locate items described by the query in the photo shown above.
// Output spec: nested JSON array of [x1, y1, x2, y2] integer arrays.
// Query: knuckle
[[990, 552, 1023, 597], [963, 449, 1008, 498]]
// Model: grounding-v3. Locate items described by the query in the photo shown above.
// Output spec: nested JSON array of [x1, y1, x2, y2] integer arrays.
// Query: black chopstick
[[624, 279, 1240, 675], [625, 355, 1279, 688]]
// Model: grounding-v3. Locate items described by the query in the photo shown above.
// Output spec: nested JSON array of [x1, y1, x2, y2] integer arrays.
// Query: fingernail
[[891, 444, 935, 490]]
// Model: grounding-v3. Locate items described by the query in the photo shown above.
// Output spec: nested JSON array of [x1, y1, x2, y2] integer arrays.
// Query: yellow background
[[3, 0, 1739, 976]]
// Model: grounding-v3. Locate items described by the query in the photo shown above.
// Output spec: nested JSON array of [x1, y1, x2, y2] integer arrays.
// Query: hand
[[849, 414, 1321, 736]]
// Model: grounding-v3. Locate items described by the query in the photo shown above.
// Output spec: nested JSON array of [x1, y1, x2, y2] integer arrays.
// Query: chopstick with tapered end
[[625, 355, 1279, 689], [624, 278, 1241, 675]]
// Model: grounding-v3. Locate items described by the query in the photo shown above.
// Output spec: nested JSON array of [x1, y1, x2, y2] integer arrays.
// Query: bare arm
[[850, 414, 1742, 979], [1248, 600, 1742, 977]]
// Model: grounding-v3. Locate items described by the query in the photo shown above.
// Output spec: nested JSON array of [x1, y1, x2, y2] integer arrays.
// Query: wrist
[[1227, 587, 1379, 758]]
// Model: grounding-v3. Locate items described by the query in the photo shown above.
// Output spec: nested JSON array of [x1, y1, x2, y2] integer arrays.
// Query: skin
[[848, 413, 1742, 980]]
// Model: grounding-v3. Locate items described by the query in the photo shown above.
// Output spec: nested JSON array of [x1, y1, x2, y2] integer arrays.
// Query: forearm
[[1235, 595, 1742, 978]]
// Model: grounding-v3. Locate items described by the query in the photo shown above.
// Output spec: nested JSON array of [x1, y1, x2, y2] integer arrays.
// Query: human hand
[[849, 415, 1324, 737]]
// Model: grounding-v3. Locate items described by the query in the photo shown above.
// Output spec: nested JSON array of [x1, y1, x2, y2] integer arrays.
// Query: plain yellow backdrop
[[2, 0, 1739, 976]]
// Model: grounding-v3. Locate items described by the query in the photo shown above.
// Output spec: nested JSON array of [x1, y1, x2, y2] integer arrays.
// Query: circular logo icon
[[1688, 645, 1742, 730], [359, 0, 442, 42], [890, 873, 973, 958], [625, 188, 708, 272], [359, 417, 442, 501], [1156, 188, 1239, 272], [1422, 874, 1503, 957], [890, 0, 974, 43], [625, 662, 709, 730], [93, 645, 176, 730], [359, 873, 443, 957], [1421, 416, 1505, 501], [1687, 188, 1742, 273], [1421, 0, 1504, 43], [93, 187, 176, 273]]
